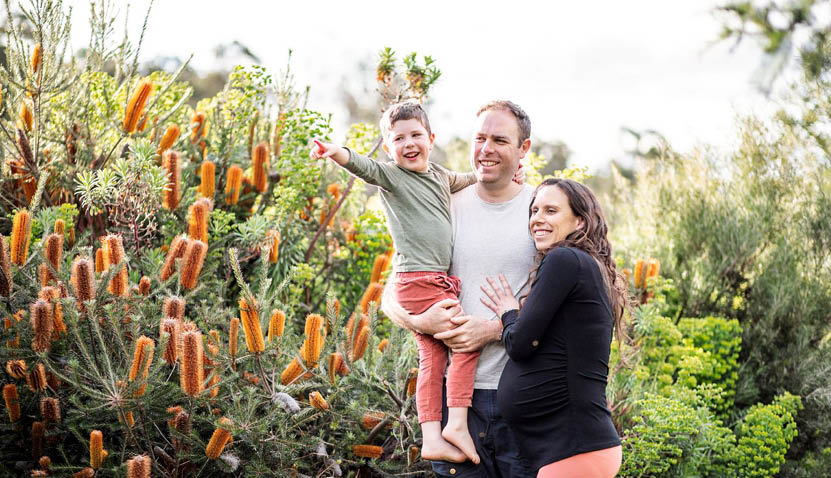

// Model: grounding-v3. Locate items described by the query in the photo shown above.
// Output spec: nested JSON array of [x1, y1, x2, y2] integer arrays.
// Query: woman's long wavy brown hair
[[523, 178, 629, 340]]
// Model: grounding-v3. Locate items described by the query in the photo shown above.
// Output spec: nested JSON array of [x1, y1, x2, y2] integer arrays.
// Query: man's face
[[471, 109, 530, 187]]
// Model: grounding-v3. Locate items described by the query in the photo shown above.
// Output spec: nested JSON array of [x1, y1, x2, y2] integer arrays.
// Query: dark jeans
[[431, 387, 534, 478]]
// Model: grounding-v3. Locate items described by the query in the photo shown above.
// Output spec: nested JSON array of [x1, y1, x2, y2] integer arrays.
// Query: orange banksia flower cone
[[104, 235, 128, 297], [138, 276, 151, 295], [633, 259, 645, 289], [30, 299, 53, 353], [126, 455, 151, 478], [268, 309, 286, 341], [280, 358, 304, 385], [89, 430, 104, 469], [94, 246, 108, 273], [350, 325, 370, 362], [70, 257, 95, 312], [42, 233, 63, 284], [646, 258, 660, 282], [160, 318, 181, 364], [200, 160, 215, 198], [252, 141, 269, 193], [158, 124, 180, 155], [406, 368, 418, 397], [239, 298, 265, 353], [229, 317, 239, 370], [361, 411, 385, 430], [53, 219, 66, 236], [188, 198, 212, 244], [190, 111, 207, 144], [205, 417, 233, 459], [128, 336, 155, 396], [359, 282, 383, 314], [0, 236, 12, 297], [266, 229, 280, 263], [31, 43, 42, 74], [162, 150, 181, 210], [40, 397, 60, 423], [179, 240, 207, 290], [159, 235, 189, 281], [3, 384, 21, 422], [352, 444, 383, 459], [162, 296, 186, 322], [74, 468, 95, 478], [370, 255, 389, 284], [39, 286, 65, 336], [27, 363, 47, 392], [123, 78, 153, 134], [10, 209, 32, 266], [225, 165, 243, 205], [180, 330, 204, 397], [309, 391, 329, 410], [19, 101, 33, 131], [377, 338, 389, 352]]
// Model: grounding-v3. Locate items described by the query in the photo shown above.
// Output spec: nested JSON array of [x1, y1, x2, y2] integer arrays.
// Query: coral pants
[[395, 271, 479, 424], [537, 446, 622, 478]]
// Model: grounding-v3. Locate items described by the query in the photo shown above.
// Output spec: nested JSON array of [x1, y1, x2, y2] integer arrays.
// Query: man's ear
[[519, 138, 531, 159]]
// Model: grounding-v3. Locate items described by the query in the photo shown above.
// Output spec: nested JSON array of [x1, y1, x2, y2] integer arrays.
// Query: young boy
[[311, 101, 480, 464]]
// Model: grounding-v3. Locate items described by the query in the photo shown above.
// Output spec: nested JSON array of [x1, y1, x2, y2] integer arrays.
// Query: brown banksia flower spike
[[158, 123, 180, 155], [309, 391, 329, 410], [327, 352, 343, 383], [10, 209, 32, 266], [128, 336, 155, 397], [104, 235, 128, 297], [126, 455, 151, 478], [27, 363, 47, 392], [89, 430, 104, 469], [70, 257, 95, 312], [17, 128, 34, 167], [162, 150, 181, 210], [304, 313, 324, 337], [160, 318, 181, 364], [53, 219, 66, 236], [205, 417, 233, 459], [200, 161, 215, 198], [370, 254, 389, 284], [187, 198, 212, 244], [179, 240, 207, 290], [377, 338, 389, 353], [32, 420, 45, 460], [94, 247, 108, 273], [239, 298, 265, 353], [406, 368, 418, 397], [37, 264, 50, 287], [138, 276, 151, 296], [6, 359, 26, 379], [190, 111, 207, 144], [0, 236, 12, 297], [39, 286, 65, 337], [359, 282, 384, 314], [170, 408, 191, 451], [350, 325, 370, 362], [361, 411, 386, 430], [3, 384, 20, 422], [122, 78, 153, 134], [352, 444, 383, 459], [252, 141, 269, 193], [30, 299, 53, 353], [408, 446, 420, 464], [280, 358, 304, 385], [44, 233, 63, 276], [162, 296, 186, 322], [159, 235, 189, 281], [31, 43, 42, 74], [225, 165, 243, 205], [266, 229, 280, 263], [40, 397, 60, 423], [73, 468, 95, 478], [268, 309, 285, 341], [633, 259, 645, 289], [229, 317, 239, 369], [207, 329, 220, 356], [346, 313, 369, 344], [19, 101, 33, 131], [180, 330, 204, 397]]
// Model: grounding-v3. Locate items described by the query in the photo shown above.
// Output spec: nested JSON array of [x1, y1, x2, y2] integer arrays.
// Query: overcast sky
[[66, 0, 773, 170]]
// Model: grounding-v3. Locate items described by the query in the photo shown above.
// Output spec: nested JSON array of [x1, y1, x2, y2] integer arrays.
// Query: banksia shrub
[[225, 165, 243, 205], [104, 235, 128, 297], [71, 257, 95, 311], [200, 160, 215, 198], [205, 417, 233, 459], [3, 384, 20, 422], [229, 317, 239, 369], [40, 397, 60, 423], [252, 141, 269, 193], [158, 123, 180, 155], [159, 235, 189, 281], [266, 229, 280, 263], [187, 198, 212, 244], [359, 282, 383, 314], [10, 209, 32, 266], [122, 78, 153, 134], [179, 240, 207, 290], [128, 336, 155, 396], [126, 455, 151, 478], [160, 318, 181, 364], [30, 299, 53, 352], [0, 236, 11, 297], [27, 363, 47, 392], [6, 359, 26, 379], [352, 444, 383, 459], [370, 254, 389, 284], [239, 297, 265, 353], [280, 358, 304, 385], [89, 430, 104, 469], [180, 330, 204, 397], [268, 309, 286, 341], [162, 296, 186, 322], [309, 391, 329, 410], [138, 276, 151, 295], [162, 150, 181, 210]]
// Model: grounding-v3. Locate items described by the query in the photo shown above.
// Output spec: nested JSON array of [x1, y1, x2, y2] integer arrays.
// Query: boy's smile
[[383, 118, 435, 173]]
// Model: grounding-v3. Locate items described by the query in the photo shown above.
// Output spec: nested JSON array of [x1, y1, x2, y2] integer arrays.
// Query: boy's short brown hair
[[380, 101, 432, 138]]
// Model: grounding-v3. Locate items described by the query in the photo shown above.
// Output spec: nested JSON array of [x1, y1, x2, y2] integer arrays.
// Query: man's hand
[[412, 298, 463, 335], [310, 139, 349, 165], [434, 315, 501, 353]]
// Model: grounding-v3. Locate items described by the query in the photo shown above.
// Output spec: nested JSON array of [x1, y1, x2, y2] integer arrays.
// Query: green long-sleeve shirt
[[342, 148, 476, 272]]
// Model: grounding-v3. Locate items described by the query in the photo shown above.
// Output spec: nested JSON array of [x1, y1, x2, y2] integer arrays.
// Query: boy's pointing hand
[[310, 139, 349, 165]]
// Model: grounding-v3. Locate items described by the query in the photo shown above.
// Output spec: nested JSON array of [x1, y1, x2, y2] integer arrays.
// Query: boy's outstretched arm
[[310, 140, 349, 166]]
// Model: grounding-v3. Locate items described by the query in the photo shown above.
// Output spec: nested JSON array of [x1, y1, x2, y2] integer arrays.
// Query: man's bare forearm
[[380, 277, 420, 333]]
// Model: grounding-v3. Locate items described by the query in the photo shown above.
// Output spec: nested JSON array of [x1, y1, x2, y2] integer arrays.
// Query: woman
[[481, 178, 626, 478]]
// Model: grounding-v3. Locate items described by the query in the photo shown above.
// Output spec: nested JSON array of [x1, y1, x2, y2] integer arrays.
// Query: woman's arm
[[500, 248, 580, 361]]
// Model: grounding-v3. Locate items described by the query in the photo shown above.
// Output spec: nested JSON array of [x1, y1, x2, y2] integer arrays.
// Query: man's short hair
[[476, 100, 531, 146], [380, 101, 432, 138]]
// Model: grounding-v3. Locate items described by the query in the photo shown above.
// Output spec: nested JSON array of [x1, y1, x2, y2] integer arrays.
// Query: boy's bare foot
[[421, 437, 468, 463], [442, 425, 480, 464]]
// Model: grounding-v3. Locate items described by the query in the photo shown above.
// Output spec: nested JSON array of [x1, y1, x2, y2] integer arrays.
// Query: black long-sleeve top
[[496, 247, 620, 471]]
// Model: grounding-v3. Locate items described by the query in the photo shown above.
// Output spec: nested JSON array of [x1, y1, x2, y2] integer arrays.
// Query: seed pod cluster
[[40, 397, 60, 423], [10, 209, 32, 266], [252, 141, 269, 193], [180, 330, 204, 397], [200, 161, 215, 198], [359, 282, 383, 314], [225, 165, 243, 205], [268, 309, 286, 341], [179, 240, 207, 290], [128, 336, 155, 396], [162, 150, 181, 210], [26, 363, 47, 392], [30, 299, 53, 353], [126, 455, 151, 478], [123, 78, 153, 134], [239, 298, 265, 353], [205, 417, 233, 459], [0, 236, 12, 297], [70, 257, 95, 312], [159, 235, 189, 281], [6, 359, 26, 379]]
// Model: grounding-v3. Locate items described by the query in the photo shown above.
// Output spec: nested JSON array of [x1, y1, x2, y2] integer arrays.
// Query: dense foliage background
[[0, 0, 829, 476]]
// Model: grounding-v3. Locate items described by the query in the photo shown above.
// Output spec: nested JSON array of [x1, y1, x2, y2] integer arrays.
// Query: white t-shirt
[[449, 185, 538, 389]]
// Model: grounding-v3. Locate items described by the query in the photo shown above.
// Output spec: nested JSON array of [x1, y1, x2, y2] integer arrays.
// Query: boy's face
[[382, 118, 434, 173]]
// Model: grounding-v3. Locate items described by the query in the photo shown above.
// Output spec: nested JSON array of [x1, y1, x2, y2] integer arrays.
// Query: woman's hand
[[480, 274, 520, 317]]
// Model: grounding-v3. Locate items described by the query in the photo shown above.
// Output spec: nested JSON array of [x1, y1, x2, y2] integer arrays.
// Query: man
[[383, 100, 538, 477]]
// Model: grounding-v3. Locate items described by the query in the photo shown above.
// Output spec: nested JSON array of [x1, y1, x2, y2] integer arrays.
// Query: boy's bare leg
[[442, 407, 480, 464], [421, 421, 467, 463]]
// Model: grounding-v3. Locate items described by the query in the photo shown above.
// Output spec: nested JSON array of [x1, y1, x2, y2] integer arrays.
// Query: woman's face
[[529, 185, 584, 250]]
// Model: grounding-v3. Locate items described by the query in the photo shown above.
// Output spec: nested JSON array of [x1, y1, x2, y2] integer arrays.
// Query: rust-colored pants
[[396, 271, 479, 424]]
